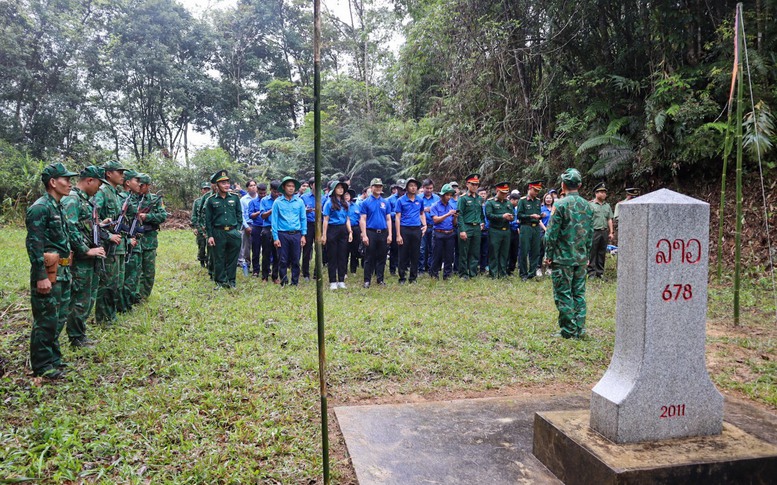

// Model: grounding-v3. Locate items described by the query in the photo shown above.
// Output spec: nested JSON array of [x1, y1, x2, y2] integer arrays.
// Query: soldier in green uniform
[[204, 170, 243, 288], [137, 173, 167, 299], [26, 163, 79, 379], [516, 180, 544, 280], [457, 174, 484, 279], [93, 160, 126, 325], [613, 187, 639, 219], [484, 182, 514, 278], [544, 168, 594, 339], [191, 182, 210, 267], [61, 166, 109, 348], [120, 170, 144, 309], [200, 182, 218, 280], [587, 182, 614, 279]]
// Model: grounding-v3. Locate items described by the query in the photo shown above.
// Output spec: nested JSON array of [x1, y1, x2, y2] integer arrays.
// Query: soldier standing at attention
[[26, 163, 79, 379], [544, 168, 594, 339], [137, 173, 167, 299], [485, 182, 514, 278], [94, 161, 126, 325], [457, 174, 483, 279], [205, 170, 243, 288], [517, 181, 544, 280], [614, 187, 640, 219], [61, 166, 108, 349], [117, 170, 142, 311], [200, 182, 217, 280], [191, 182, 210, 267], [587, 182, 613, 279], [271, 176, 307, 286], [360, 178, 392, 288]]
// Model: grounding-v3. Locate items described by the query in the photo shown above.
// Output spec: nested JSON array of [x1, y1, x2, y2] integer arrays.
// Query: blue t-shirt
[[360, 194, 390, 230], [510, 204, 520, 231], [247, 196, 264, 227], [348, 202, 360, 226], [259, 195, 277, 227], [270, 195, 307, 240], [421, 193, 440, 220], [541, 204, 552, 227], [482, 204, 490, 230], [301, 192, 316, 222], [431, 199, 456, 231], [395, 194, 424, 227], [322, 198, 348, 226], [387, 193, 399, 218]]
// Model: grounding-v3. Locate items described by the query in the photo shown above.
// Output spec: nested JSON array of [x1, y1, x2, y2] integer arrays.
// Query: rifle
[[125, 194, 146, 263], [91, 201, 107, 272]]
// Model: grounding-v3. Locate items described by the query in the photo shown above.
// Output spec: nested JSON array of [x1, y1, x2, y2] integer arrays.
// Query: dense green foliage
[[0, 0, 775, 211]]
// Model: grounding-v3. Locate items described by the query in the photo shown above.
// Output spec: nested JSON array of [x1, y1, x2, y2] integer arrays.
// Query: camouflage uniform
[[544, 171, 594, 339], [61, 187, 102, 345], [138, 187, 167, 300], [26, 165, 77, 377], [94, 181, 124, 324], [122, 191, 144, 307]]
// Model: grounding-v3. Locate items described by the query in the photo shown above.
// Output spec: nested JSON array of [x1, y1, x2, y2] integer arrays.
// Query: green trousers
[[551, 264, 587, 338], [124, 249, 142, 307], [212, 228, 241, 287], [457, 226, 481, 278], [196, 231, 207, 265], [488, 228, 510, 278], [96, 255, 123, 324], [67, 259, 98, 344], [139, 249, 157, 300], [519, 224, 543, 279], [30, 277, 71, 375]]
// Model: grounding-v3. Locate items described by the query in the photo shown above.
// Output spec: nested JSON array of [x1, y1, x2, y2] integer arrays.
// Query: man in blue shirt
[[259, 180, 281, 282], [271, 177, 307, 286], [346, 188, 362, 273], [419, 179, 439, 274], [386, 180, 404, 276], [395, 178, 426, 284], [300, 177, 317, 281], [430, 184, 457, 279], [478, 187, 490, 273], [247, 182, 267, 276], [239, 180, 259, 275], [359, 178, 392, 288]]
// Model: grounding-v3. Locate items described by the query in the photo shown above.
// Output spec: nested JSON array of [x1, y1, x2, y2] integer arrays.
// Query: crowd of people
[[25, 162, 167, 380]]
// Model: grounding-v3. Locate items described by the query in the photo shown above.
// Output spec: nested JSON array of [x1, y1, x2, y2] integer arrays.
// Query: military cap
[[211, 170, 230, 184], [509, 190, 521, 200], [450, 181, 459, 188], [439, 183, 456, 196], [495, 181, 510, 193], [560, 168, 582, 186], [329, 180, 348, 192], [79, 165, 109, 184], [123, 169, 140, 180], [102, 160, 126, 172], [528, 180, 543, 190], [370, 178, 384, 186], [593, 181, 607, 193], [200, 181, 211, 189], [465, 173, 480, 184], [138, 173, 151, 185], [346, 188, 357, 199], [281, 176, 301, 191], [625, 187, 640, 196], [257, 182, 267, 191], [404, 177, 420, 190], [41, 162, 78, 184]]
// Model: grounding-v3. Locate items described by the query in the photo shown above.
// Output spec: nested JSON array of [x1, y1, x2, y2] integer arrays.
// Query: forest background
[[1, 0, 776, 225]]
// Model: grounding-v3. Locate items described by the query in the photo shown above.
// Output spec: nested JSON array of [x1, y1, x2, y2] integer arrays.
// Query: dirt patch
[[162, 210, 192, 230]]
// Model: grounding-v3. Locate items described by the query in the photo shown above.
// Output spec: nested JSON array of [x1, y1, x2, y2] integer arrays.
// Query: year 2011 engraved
[[662, 284, 692, 301], [660, 404, 686, 418]]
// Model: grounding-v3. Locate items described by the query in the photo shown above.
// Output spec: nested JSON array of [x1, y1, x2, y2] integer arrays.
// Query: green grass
[[0, 228, 774, 483]]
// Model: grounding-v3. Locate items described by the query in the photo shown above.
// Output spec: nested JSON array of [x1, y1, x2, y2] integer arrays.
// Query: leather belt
[[217, 226, 234, 230], [367, 228, 385, 233], [279, 230, 300, 235], [435, 229, 454, 234]]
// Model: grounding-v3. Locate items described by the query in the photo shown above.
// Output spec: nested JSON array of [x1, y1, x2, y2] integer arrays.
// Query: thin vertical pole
[[734, 3, 744, 326]]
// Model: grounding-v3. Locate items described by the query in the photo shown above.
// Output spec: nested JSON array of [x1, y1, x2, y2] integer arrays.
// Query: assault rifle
[[125, 194, 146, 263], [91, 201, 110, 272]]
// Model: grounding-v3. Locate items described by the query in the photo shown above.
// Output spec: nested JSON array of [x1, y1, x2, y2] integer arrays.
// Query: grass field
[[0, 228, 775, 483]]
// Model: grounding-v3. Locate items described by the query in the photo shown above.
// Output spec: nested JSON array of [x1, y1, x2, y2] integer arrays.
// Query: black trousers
[[261, 227, 279, 280], [507, 229, 520, 276], [348, 225, 362, 273], [364, 229, 388, 284], [250, 225, 263, 274], [302, 220, 316, 277], [480, 231, 489, 272], [326, 224, 348, 283], [588, 228, 608, 277], [388, 221, 399, 274], [278, 231, 302, 286], [431, 231, 455, 279], [398, 226, 422, 283]]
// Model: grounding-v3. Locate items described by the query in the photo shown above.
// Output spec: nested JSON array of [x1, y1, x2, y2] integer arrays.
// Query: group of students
[[191, 171, 579, 289], [25, 161, 167, 380]]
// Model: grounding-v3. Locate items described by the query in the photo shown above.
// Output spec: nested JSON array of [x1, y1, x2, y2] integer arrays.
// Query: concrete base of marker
[[533, 410, 777, 485]]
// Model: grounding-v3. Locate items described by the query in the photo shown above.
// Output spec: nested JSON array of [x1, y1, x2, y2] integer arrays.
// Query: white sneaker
[[329, 283, 338, 290], [337, 282, 346, 289], [536, 269, 543, 277], [545, 268, 552, 276]]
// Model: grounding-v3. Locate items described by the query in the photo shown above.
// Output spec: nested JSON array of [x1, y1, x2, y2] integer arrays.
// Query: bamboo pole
[[313, 0, 329, 482], [734, 3, 744, 326]]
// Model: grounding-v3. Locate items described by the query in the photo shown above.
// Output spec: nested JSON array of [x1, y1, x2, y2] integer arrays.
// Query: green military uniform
[[61, 170, 106, 347], [26, 163, 78, 378], [191, 182, 210, 267], [516, 182, 543, 280], [200, 189, 217, 279], [93, 161, 126, 324], [205, 170, 243, 288], [484, 184, 513, 278], [121, 174, 144, 308], [137, 173, 167, 300], [545, 169, 594, 339], [457, 174, 484, 278], [587, 182, 613, 279]]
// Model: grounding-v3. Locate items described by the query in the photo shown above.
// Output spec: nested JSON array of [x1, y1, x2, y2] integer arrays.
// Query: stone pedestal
[[590, 189, 723, 443]]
